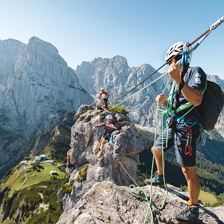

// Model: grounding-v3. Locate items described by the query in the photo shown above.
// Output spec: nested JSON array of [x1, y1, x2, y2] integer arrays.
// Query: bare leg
[[151, 146, 163, 176], [182, 166, 200, 205], [99, 137, 106, 150]]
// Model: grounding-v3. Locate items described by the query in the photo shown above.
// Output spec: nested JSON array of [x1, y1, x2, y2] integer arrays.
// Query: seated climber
[[95, 88, 109, 109], [94, 114, 119, 157], [66, 148, 75, 176]]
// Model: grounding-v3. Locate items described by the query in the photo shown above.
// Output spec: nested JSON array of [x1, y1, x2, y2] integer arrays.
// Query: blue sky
[[0, 0, 224, 78]]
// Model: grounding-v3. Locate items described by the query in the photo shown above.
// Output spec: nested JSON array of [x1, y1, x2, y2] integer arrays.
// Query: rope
[[141, 78, 171, 220], [118, 160, 140, 187], [117, 78, 171, 224], [112, 72, 168, 108], [116, 68, 168, 103], [118, 161, 153, 224], [147, 103, 168, 215]]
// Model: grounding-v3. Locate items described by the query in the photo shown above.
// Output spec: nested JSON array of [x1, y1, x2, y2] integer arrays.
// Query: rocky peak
[[59, 105, 152, 207], [1, 37, 91, 135], [0, 39, 25, 87], [76, 56, 130, 97], [15, 36, 68, 80], [0, 39, 25, 56], [24, 36, 64, 64], [0, 37, 92, 178], [28, 36, 58, 52]]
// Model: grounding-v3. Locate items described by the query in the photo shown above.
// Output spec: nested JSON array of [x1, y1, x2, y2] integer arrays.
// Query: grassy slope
[[0, 160, 68, 224], [0, 112, 74, 223], [1, 162, 67, 197], [199, 190, 219, 206]]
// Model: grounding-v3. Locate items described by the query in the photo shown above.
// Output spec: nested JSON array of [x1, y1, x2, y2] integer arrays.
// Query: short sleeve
[[188, 67, 207, 93]]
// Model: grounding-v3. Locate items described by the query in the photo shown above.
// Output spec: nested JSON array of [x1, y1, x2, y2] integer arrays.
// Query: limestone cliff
[[0, 37, 92, 178]]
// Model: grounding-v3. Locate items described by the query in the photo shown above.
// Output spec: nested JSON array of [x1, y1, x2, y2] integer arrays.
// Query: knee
[[182, 166, 197, 179], [151, 146, 161, 156]]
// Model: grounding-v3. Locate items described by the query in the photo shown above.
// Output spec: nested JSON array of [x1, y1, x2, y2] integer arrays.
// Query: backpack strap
[[165, 70, 194, 118]]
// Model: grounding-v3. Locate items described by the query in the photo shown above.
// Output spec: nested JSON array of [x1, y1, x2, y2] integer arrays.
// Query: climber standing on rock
[[145, 42, 207, 223], [96, 88, 109, 109]]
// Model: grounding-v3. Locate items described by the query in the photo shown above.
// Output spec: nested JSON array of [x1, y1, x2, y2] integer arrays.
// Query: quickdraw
[[184, 125, 193, 156]]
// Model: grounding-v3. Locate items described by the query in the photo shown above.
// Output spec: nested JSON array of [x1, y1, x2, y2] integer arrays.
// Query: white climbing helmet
[[106, 114, 113, 121], [165, 41, 184, 63]]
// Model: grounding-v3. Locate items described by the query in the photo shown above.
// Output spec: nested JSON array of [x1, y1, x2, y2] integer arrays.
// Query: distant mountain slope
[[0, 111, 74, 223], [0, 37, 92, 178]]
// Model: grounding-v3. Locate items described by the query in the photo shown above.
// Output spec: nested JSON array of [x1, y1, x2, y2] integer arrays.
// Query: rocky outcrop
[[0, 37, 92, 178], [63, 105, 152, 208], [57, 106, 224, 224], [58, 181, 224, 224]]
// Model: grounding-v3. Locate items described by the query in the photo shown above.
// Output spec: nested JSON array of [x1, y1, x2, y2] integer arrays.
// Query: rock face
[[64, 105, 152, 207], [58, 181, 223, 224], [0, 37, 92, 177], [57, 106, 224, 224]]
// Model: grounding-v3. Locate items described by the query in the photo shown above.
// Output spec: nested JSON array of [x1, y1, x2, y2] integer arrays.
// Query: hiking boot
[[176, 205, 199, 223], [144, 172, 164, 186]]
